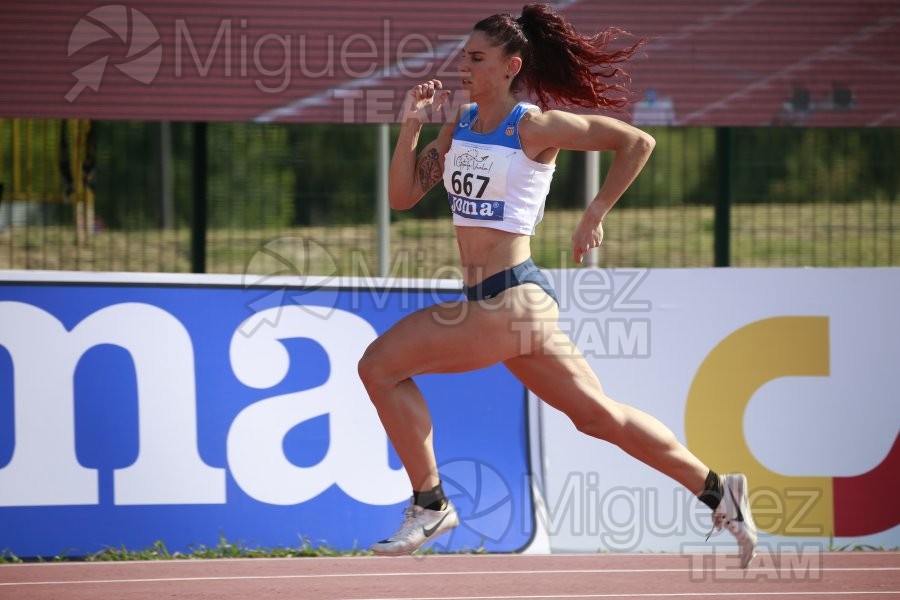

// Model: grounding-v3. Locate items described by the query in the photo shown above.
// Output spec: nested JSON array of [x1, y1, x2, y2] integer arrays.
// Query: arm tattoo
[[417, 148, 442, 192]]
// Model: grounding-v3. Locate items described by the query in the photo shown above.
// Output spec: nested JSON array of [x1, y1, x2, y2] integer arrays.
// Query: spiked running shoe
[[710, 473, 758, 568], [371, 502, 459, 556]]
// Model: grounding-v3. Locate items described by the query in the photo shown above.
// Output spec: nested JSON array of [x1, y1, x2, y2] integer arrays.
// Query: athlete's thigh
[[365, 294, 539, 380], [503, 328, 613, 419]]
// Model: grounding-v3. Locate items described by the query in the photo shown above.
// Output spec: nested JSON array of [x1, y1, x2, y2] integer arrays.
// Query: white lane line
[[1, 567, 897, 587], [5, 552, 898, 567], [356, 593, 900, 600]]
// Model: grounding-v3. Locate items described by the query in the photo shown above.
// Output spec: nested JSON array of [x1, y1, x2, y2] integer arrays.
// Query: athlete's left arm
[[521, 110, 655, 263]]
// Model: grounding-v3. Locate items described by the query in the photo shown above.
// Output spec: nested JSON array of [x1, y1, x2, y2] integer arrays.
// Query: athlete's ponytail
[[473, 4, 646, 110]]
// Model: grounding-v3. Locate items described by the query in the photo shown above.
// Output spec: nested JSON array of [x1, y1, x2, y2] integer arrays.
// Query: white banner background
[[534, 268, 900, 553]]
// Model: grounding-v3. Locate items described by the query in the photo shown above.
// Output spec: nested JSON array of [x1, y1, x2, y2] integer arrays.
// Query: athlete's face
[[458, 31, 521, 97]]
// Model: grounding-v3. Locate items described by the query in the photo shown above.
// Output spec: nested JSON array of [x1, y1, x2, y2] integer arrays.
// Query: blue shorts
[[463, 258, 559, 305]]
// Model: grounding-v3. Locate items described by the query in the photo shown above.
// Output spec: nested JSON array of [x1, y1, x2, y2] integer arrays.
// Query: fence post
[[159, 121, 174, 230], [584, 150, 600, 267], [714, 127, 732, 267], [376, 123, 390, 277], [191, 122, 207, 274]]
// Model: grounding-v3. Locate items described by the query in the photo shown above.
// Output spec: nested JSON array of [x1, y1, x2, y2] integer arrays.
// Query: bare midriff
[[455, 226, 532, 286]]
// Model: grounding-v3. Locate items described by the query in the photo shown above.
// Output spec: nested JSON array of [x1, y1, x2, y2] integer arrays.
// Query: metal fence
[[1, 118, 897, 277]]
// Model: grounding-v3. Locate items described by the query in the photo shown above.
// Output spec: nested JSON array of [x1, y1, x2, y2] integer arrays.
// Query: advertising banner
[[3, 267, 896, 558], [535, 268, 899, 554], [0, 272, 535, 557]]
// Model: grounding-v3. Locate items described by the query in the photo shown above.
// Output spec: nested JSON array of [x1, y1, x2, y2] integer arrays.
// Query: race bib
[[444, 142, 512, 222]]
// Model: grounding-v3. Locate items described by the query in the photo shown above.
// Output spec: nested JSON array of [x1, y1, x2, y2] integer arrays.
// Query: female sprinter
[[357, 3, 757, 568]]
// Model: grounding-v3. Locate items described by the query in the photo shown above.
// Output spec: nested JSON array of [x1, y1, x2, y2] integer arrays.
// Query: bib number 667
[[451, 171, 489, 198]]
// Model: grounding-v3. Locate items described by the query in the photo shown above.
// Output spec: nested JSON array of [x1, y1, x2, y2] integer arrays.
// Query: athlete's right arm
[[388, 80, 457, 210]]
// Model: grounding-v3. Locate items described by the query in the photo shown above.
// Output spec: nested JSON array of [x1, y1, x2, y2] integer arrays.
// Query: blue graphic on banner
[[0, 281, 533, 557]]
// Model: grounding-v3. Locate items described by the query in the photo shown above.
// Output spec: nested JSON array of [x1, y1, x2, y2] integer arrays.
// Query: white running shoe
[[371, 502, 459, 556], [710, 473, 758, 568]]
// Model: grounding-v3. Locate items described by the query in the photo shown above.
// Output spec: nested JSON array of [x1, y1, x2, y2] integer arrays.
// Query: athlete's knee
[[357, 343, 397, 397], [357, 347, 381, 388]]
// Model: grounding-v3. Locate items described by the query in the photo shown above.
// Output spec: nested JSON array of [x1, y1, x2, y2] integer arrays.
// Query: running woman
[[358, 3, 757, 567]]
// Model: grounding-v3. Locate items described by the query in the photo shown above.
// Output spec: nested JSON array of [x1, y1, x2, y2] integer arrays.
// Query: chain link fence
[[1, 119, 897, 277]]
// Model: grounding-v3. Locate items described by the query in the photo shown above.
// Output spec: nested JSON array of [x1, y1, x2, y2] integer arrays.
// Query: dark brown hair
[[473, 4, 646, 110]]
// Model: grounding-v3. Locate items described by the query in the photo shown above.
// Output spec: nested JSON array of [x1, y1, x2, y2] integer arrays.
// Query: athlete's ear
[[506, 56, 523, 78]]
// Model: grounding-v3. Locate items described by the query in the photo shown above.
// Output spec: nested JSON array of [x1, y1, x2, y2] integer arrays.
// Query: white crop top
[[443, 102, 556, 235]]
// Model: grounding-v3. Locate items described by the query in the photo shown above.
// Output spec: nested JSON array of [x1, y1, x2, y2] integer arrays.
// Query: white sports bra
[[443, 102, 556, 235]]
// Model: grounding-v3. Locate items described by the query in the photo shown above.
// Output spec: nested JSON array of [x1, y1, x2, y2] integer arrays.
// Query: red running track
[[1, 551, 898, 600]]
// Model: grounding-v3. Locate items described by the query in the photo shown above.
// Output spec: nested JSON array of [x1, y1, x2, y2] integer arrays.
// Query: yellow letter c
[[685, 317, 832, 536]]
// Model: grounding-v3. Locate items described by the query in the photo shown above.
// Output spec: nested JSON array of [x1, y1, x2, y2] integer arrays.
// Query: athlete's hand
[[572, 218, 604, 264], [400, 79, 451, 124]]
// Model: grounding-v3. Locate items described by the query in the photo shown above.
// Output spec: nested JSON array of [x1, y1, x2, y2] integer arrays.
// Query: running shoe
[[710, 473, 758, 568], [371, 501, 459, 556]]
